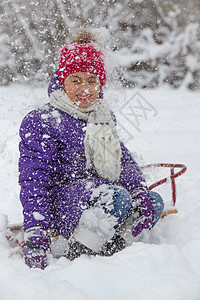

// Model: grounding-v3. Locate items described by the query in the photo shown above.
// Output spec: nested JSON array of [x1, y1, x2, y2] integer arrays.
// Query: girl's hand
[[23, 228, 50, 270], [131, 192, 155, 237], [23, 246, 47, 270]]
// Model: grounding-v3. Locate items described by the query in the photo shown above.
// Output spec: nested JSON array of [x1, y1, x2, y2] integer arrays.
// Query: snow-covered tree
[[0, 0, 199, 90]]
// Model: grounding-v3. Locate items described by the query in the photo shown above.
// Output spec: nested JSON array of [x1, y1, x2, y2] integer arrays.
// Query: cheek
[[64, 83, 77, 97], [92, 85, 101, 97]]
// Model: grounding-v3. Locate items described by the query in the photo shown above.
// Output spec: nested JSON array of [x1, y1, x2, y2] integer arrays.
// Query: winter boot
[[98, 234, 126, 257], [65, 237, 97, 261]]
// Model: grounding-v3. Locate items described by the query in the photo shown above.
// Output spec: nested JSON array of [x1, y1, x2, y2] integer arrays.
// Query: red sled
[[141, 163, 187, 217]]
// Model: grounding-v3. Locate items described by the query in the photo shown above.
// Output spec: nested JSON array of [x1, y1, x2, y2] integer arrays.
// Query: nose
[[79, 87, 90, 95], [78, 81, 90, 94]]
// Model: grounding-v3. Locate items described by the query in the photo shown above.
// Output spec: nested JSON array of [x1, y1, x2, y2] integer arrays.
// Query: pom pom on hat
[[71, 28, 97, 44], [58, 29, 107, 86]]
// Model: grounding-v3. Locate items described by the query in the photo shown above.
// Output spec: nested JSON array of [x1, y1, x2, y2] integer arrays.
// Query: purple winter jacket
[[19, 72, 155, 239]]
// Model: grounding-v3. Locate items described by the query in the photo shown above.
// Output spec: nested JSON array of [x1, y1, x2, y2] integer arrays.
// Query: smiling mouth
[[76, 94, 91, 101]]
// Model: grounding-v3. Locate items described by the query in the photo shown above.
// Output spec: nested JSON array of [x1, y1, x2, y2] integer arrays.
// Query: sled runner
[[3, 162, 187, 248]]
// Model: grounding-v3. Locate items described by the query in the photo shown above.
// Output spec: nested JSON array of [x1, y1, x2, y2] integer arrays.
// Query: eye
[[87, 78, 98, 84], [71, 79, 81, 83]]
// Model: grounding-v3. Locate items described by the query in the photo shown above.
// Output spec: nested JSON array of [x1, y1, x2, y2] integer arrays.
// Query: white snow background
[[0, 84, 200, 300]]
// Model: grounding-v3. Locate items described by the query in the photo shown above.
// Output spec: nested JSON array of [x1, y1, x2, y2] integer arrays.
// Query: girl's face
[[63, 72, 101, 108]]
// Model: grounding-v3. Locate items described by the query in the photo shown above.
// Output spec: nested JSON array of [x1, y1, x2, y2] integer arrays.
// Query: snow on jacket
[[18, 73, 155, 239]]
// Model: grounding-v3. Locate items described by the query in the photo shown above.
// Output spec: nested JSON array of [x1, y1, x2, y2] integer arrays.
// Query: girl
[[19, 29, 164, 270]]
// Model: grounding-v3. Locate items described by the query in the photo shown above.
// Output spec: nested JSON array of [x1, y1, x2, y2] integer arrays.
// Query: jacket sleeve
[[119, 142, 155, 236], [18, 110, 58, 231]]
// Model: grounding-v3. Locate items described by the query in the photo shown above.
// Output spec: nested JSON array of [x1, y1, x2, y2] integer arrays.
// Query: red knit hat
[[57, 42, 107, 86]]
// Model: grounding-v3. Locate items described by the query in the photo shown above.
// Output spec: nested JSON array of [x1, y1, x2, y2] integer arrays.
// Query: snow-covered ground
[[0, 84, 200, 300]]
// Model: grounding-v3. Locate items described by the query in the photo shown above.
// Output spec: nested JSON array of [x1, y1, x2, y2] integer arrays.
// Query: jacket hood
[[48, 70, 65, 97]]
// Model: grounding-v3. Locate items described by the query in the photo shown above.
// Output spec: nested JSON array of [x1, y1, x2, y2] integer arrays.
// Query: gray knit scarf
[[50, 90, 121, 181]]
